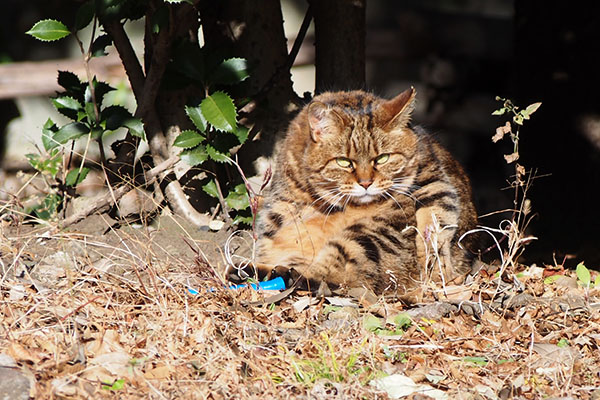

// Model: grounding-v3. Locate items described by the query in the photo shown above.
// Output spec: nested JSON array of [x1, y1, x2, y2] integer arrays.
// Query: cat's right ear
[[380, 87, 417, 130], [307, 102, 343, 142]]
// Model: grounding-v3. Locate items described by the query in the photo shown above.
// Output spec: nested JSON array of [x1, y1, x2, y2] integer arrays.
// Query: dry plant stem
[[213, 178, 233, 224], [59, 155, 178, 229]]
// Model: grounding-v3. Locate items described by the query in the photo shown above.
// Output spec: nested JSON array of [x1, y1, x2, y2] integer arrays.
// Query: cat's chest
[[262, 199, 411, 250]]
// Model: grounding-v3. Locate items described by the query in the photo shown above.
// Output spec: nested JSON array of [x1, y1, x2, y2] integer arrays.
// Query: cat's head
[[301, 88, 419, 207]]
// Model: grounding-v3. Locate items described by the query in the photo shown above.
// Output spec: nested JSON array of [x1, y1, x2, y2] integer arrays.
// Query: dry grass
[[1, 213, 600, 399]]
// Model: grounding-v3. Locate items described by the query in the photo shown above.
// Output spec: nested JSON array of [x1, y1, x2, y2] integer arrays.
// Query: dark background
[[1, 0, 599, 268]]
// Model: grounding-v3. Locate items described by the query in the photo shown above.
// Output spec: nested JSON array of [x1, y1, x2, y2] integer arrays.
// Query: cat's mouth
[[349, 184, 383, 204]]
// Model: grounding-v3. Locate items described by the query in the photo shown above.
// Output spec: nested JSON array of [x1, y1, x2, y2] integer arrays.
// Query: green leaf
[[103, 105, 145, 139], [226, 184, 249, 210], [33, 193, 62, 220], [66, 167, 90, 187], [200, 91, 237, 132], [524, 102, 542, 116], [543, 275, 562, 285], [463, 356, 488, 367], [52, 96, 82, 120], [557, 338, 569, 348], [363, 314, 383, 333], [232, 214, 253, 226], [85, 78, 114, 106], [576, 262, 591, 286], [53, 96, 82, 111], [42, 118, 59, 151], [185, 105, 207, 132], [234, 125, 249, 144], [90, 34, 113, 57], [206, 144, 230, 163], [102, 379, 125, 391], [173, 130, 205, 148], [53, 122, 89, 144], [84, 101, 98, 124], [513, 114, 524, 125], [27, 19, 71, 41], [595, 274, 600, 288], [123, 118, 145, 139], [202, 179, 219, 198], [57, 71, 84, 100], [491, 108, 506, 116], [180, 145, 208, 166], [390, 313, 412, 330], [74, 0, 95, 31], [209, 58, 249, 85]]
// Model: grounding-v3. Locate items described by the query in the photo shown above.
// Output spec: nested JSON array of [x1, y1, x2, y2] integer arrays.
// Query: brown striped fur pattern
[[246, 88, 477, 295]]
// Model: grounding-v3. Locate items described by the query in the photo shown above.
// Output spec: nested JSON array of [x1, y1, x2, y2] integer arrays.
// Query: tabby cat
[[235, 88, 477, 295]]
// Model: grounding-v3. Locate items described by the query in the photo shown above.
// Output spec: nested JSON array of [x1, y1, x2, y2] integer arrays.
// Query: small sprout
[[576, 262, 591, 288]]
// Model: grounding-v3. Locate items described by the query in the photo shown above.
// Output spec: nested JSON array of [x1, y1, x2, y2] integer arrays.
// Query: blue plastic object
[[188, 276, 286, 295]]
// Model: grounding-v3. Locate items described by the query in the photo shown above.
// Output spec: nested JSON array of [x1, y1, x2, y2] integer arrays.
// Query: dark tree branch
[[102, 19, 145, 101]]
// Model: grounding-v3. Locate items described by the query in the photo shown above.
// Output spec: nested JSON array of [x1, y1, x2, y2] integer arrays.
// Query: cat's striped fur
[[243, 88, 477, 295]]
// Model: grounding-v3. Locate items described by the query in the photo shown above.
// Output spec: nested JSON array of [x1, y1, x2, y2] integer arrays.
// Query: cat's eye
[[374, 154, 390, 165], [336, 158, 353, 168]]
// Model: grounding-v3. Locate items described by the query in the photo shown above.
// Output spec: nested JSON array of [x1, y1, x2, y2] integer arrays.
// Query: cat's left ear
[[307, 102, 344, 142], [380, 87, 416, 130]]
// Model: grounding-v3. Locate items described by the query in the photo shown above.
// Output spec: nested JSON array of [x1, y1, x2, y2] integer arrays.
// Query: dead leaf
[[504, 152, 519, 163], [436, 285, 472, 302], [369, 374, 448, 399], [492, 121, 511, 142], [8, 342, 46, 364], [144, 365, 173, 379]]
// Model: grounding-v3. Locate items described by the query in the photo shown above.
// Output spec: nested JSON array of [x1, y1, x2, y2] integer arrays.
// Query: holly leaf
[[209, 58, 249, 86], [52, 96, 82, 120], [53, 122, 89, 144], [173, 130, 205, 148], [206, 143, 230, 163], [180, 145, 208, 166], [42, 118, 59, 151], [74, 0, 95, 31], [200, 91, 237, 132], [185, 105, 207, 132], [91, 34, 113, 57], [27, 19, 70, 41], [225, 183, 249, 210], [234, 125, 249, 144], [85, 78, 114, 106], [202, 179, 219, 198], [66, 167, 90, 187], [57, 71, 85, 101], [232, 214, 253, 226], [103, 105, 145, 139]]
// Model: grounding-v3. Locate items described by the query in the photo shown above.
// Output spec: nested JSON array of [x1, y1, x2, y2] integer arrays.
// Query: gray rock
[[0, 367, 32, 400]]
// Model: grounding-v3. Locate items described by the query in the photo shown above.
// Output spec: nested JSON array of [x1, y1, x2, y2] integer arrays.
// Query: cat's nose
[[358, 180, 373, 189]]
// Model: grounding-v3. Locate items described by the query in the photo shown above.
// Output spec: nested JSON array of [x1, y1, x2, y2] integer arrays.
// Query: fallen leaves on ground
[[1, 226, 599, 399]]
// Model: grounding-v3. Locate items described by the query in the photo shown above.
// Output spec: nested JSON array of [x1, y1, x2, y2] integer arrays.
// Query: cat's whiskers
[[389, 184, 421, 205], [381, 190, 404, 211]]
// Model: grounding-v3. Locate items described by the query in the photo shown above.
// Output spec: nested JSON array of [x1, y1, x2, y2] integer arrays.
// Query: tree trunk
[[311, 0, 366, 93], [199, 0, 298, 174]]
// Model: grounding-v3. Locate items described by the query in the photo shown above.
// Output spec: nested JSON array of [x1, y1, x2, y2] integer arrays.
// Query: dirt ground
[[1, 211, 600, 399]]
